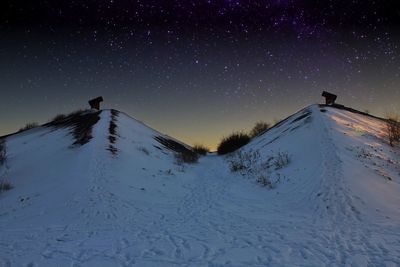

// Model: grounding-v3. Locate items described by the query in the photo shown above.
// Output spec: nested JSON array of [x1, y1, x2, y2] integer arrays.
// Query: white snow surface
[[0, 106, 399, 266]]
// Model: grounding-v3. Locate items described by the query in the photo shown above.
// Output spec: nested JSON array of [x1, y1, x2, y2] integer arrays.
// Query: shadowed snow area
[[0, 105, 399, 266]]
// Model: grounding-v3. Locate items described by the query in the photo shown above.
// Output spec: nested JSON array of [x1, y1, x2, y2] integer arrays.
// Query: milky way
[[1, 1, 399, 148]]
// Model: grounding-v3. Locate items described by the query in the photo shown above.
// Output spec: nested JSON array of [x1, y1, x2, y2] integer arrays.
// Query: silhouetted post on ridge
[[88, 96, 104, 110], [322, 91, 337, 105]]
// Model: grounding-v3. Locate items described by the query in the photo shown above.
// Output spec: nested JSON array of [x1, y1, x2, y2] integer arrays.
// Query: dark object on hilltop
[[88, 96, 104, 110], [217, 132, 250, 155], [322, 91, 337, 105]]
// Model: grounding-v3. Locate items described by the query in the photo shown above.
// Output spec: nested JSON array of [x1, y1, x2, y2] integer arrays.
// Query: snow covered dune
[[0, 106, 399, 266]]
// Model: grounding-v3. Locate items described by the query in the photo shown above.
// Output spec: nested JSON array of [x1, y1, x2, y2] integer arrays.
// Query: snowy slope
[[0, 106, 399, 266]]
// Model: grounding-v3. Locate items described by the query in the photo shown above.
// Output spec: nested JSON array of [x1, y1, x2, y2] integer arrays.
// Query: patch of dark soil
[[109, 110, 119, 136], [109, 135, 117, 144], [45, 110, 101, 146], [154, 136, 198, 163], [108, 109, 120, 156], [107, 145, 118, 155]]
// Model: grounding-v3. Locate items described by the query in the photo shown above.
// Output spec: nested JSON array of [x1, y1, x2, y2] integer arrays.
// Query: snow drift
[[0, 105, 399, 266]]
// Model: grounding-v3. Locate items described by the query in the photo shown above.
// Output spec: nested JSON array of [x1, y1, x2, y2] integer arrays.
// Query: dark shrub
[[193, 144, 209, 156], [67, 109, 86, 117], [257, 174, 281, 189], [273, 152, 291, 169], [228, 150, 260, 174], [19, 122, 39, 132], [249, 121, 270, 138], [257, 175, 273, 188], [50, 114, 67, 123], [386, 116, 400, 146], [217, 132, 250, 155], [47, 110, 86, 126]]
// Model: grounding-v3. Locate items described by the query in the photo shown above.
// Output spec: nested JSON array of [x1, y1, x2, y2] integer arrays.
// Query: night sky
[[1, 1, 399, 148]]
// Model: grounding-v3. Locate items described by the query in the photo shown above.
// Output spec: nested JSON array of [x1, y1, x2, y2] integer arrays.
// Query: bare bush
[[229, 149, 288, 189], [258, 174, 282, 188], [386, 116, 400, 146], [66, 109, 86, 118], [50, 114, 67, 123], [19, 122, 39, 132], [228, 150, 261, 174], [46, 109, 86, 126], [357, 147, 373, 159], [193, 144, 209, 156], [249, 121, 270, 138], [274, 152, 291, 170], [257, 175, 273, 188]]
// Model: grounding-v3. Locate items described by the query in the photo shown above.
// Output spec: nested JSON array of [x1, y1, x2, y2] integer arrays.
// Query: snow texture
[[0, 105, 399, 266]]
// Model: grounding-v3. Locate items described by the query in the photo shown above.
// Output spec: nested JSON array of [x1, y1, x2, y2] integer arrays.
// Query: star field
[[0, 1, 399, 148]]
